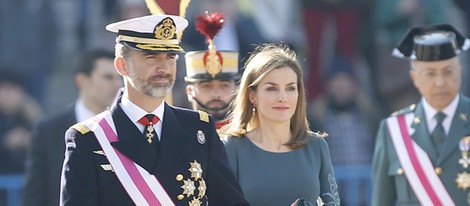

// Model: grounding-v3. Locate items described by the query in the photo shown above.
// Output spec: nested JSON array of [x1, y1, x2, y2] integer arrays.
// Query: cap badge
[[204, 50, 223, 77], [154, 17, 176, 40]]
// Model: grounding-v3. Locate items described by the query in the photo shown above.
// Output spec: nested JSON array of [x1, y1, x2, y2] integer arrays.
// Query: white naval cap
[[106, 15, 188, 52]]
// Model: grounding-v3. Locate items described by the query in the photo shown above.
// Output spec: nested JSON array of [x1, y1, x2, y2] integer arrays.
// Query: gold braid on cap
[[195, 12, 225, 77]]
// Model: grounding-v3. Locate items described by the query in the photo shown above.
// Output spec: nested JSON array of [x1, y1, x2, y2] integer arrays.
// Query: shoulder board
[[391, 104, 416, 117], [71, 123, 91, 135], [198, 110, 209, 123]]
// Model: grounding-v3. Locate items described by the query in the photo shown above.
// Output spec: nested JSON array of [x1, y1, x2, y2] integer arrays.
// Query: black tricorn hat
[[392, 24, 470, 61]]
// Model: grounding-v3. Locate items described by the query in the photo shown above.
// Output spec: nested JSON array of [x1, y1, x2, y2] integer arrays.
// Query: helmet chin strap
[[191, 96, 230, 120]]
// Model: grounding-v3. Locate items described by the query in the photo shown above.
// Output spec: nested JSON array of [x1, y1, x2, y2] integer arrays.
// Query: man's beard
[[128, 70, 174, 98], [193, 98, 230, 121]]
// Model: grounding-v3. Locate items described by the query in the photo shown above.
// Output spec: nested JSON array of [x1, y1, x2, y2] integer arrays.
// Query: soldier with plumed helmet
[[184, 12, 241, 129]]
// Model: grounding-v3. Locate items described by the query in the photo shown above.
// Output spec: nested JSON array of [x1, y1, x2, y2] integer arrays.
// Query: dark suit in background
[[22, 105, 76, 206], [21, 48, 119, 206]]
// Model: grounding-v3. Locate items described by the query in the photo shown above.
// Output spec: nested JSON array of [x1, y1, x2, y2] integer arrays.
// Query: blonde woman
[[220, 44, 340, 206]]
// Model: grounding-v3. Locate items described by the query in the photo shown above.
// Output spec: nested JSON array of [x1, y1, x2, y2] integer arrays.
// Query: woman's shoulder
[[223, 135, 248, 147], [305, 132, 329, 150], [222, 135, 249, 157]]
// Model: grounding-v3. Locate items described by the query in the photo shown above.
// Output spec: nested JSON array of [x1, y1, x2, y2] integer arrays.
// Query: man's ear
[[75, 73, 88, 90], [409, 70, 419, 89], [114, 57, 127, 76], [186, 84, 195, 101]]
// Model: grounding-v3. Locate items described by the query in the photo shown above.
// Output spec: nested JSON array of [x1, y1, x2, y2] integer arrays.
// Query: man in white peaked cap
[[59, 14, 249, 206]]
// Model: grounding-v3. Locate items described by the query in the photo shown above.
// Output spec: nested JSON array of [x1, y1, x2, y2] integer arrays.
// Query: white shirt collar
[[120, 95, 165, 139], [422, 94, 459, 135], [75, 98, 97, 122]]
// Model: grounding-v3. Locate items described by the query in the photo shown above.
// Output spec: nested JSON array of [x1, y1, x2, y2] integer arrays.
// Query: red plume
[[195, 12, 225, 40]]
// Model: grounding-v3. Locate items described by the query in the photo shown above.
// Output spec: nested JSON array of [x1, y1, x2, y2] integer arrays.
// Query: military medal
[[189, 161, 203, 180], [177, 160, 207, 203], [460, 113, 467, 121], [145, 123, 155, 144], [180, 179, 196, 197], [456, 171, 470, 190], [189, 197, 202, 206], [459, 137, 470, 169], [197, 130, 205, 144], [197, 179, 206, 198], [456, 136, 470, 193], [467, 193, 470, 205]]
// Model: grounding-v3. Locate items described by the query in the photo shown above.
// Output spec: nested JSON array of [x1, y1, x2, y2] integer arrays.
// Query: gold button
[[177, 194, 184, 200], [435, 167, 442, 175], [397, 168, 404, 175], [176, 174, 183, 181]]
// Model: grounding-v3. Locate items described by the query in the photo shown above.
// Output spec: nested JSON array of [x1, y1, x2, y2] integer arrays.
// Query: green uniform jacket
[[372, 95, 470, 206]]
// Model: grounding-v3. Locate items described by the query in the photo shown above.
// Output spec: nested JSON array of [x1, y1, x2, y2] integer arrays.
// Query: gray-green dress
[[224, 136, 340, 206]]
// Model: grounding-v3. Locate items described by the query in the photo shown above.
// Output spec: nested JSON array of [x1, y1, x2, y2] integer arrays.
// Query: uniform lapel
[[157, 104, 187, 170], [108, 96, 158, 172], [437, 96, 470, 165], [411, 103, 439, 161]]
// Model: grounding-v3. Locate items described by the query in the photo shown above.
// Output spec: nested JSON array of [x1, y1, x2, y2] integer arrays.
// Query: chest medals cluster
[[176, 160, 206, 206], [457, 136, 470, 204]]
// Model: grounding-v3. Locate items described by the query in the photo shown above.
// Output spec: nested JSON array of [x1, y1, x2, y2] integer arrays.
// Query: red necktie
[[138, 114, 159, 144]]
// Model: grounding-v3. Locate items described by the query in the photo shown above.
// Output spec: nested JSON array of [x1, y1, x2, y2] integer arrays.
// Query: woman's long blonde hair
[[220, 43, 314, 149]]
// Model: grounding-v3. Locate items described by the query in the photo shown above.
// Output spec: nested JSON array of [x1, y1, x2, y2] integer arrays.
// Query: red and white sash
[[386, 113, 455, 206], [85, 111, 174, 206]]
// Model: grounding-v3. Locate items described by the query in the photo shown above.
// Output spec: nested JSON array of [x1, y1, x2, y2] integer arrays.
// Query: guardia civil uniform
[[59, 15, 248, 206], [372, 24, 470, 206]]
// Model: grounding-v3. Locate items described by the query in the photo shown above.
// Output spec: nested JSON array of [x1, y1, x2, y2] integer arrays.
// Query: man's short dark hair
[[75, 49, 115, 76]]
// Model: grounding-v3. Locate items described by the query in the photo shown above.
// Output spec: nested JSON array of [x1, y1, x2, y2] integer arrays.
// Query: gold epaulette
[[71, 123, 91, 135], [391, 104, 416, 117], [198, 110, 209, 123]]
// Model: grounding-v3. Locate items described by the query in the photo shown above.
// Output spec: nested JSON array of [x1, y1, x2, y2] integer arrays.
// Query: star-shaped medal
[[189, 197, 202, 206], [198, 179, 207, 198], [456, 172, 470, 190], [189, 160, 203, 180], [181, 179, 196, 197]]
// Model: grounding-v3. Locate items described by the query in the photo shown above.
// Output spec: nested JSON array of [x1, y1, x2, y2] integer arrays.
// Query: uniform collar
[[120, 95, 165, 124], [422, 94, 459, 134]]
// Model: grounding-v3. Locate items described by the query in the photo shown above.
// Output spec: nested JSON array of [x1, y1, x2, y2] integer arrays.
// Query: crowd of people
[[1, 0, 470, 206]]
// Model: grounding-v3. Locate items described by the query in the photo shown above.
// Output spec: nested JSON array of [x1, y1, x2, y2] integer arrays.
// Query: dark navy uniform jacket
[[60, 94, 249, 206]]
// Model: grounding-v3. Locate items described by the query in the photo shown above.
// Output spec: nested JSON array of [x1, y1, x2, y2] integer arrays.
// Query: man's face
[[124, 51, 178, 98], [327, 72, 357, 108], [186, 79, 237, 120], [410, 57, 461, 110], [82, 57, 122, 110]]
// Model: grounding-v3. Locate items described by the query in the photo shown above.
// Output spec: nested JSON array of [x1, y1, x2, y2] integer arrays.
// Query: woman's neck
[[247, 121, 292, 152]]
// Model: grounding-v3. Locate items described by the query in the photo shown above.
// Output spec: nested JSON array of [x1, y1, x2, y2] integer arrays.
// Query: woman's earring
[[252, 104, 256, 115]]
